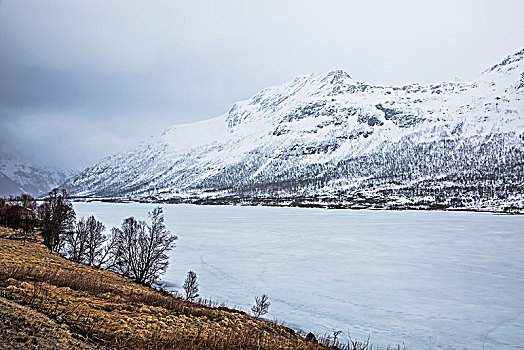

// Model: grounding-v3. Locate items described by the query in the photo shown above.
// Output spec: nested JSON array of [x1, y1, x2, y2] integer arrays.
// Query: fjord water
[[74, 202, 524, 349]]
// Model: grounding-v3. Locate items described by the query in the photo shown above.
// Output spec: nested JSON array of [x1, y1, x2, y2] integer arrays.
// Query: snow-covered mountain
[[65, 49, 524, 212], [0, 155, 76, 198]]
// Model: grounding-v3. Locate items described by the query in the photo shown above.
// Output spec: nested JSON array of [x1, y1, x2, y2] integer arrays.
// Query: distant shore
[[69, 195, 523, 215]]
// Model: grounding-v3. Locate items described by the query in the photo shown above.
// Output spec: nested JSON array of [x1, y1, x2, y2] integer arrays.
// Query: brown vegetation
[[0, 227, 365, 349], [0, 297, 99, 349]]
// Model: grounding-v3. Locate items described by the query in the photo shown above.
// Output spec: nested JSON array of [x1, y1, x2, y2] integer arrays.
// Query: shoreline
[[69, 195, 523, 215]]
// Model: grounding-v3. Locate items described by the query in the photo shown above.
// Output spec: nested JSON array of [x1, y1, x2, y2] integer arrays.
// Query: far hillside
[[0, 155, 76, 198]]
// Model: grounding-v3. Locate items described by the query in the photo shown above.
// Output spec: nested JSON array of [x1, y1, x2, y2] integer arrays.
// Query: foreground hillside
[[0, 227, 343, 350], [0, 297, 99, 349], [64, 49, 524, 212]]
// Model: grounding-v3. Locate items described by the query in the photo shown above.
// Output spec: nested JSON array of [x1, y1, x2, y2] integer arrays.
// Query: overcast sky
[[1, 0, 523, 170]]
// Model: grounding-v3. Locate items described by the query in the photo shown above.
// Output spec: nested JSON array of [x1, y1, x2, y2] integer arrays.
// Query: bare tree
[[183, 270, 199, 301], [19, 194, 32, 207], [65, 217, 89, 263], [112, 206, 177, 285], [38, 188, 75, 252], [95, 228, 118, 269], [332, 330, 343, 343], [0, 194, 37, 243], [112, 216, 144, 277], [0, 198, 5, 227], [65, 215, 107, 266], [0, 203, 25, 231], [19, 194, 37, 243], [84, 216, 106, 266], [251, 294, 270, 318]]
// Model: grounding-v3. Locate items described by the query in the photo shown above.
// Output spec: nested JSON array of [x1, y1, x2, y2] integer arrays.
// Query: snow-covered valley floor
[[73, 202, 524, 349]]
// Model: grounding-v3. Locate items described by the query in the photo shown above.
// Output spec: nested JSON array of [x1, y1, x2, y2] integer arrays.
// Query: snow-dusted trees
[[112, 207, 177, 285], [183, 270, 199, 301]]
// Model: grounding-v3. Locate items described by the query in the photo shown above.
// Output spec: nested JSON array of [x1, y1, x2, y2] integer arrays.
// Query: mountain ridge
[[64, 49, 524, 212], [0, 155, 76, 198]]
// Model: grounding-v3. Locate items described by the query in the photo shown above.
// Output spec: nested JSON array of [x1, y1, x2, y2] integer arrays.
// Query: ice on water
[[74, 202, 524, 349]]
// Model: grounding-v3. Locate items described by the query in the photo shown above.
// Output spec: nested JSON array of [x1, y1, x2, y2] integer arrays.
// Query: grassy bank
[[0, 227, 367, 349]]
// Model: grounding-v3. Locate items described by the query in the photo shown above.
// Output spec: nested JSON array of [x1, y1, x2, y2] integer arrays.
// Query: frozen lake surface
[[74, 202, 524, 349]]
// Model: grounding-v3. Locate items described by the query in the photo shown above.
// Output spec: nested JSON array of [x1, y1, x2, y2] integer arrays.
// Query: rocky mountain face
[[65, 49, 524, 212], [0, 156, 76, 198]]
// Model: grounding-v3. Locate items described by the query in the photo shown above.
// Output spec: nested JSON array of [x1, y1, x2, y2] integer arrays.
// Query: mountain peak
[[64, 49, 524, 211], [484, 48, 524, 73], [321, 69, 353, 84]]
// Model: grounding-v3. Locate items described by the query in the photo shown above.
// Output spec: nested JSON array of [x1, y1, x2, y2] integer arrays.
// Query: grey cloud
[[1, 0, 523, 170]]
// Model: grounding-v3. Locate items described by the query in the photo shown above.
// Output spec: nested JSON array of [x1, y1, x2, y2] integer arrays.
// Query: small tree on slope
[[251, 294, 270, 319], [183, 270, 199, 301]]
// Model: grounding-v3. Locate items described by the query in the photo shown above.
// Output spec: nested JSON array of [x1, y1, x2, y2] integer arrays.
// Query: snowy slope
[[0, 155, 77, 198], [65, 49, 524, 212]]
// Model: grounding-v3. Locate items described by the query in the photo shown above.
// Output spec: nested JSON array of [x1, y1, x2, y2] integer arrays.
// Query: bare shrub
[[251, 294, 270, 318], [183, 270, 199, 301]]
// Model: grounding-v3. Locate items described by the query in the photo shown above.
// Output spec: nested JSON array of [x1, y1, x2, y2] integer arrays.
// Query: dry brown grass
[[0, 296, 100, 349], [0, 227, 342, 349]]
